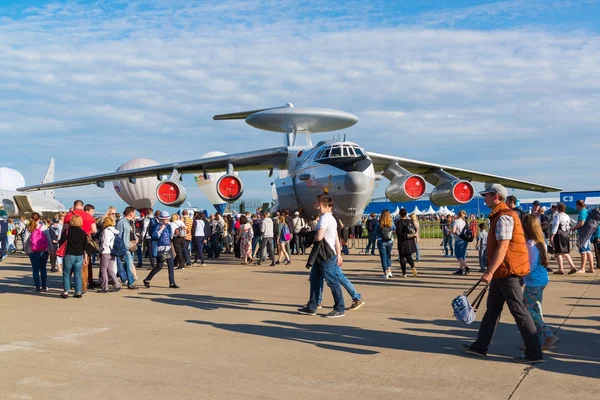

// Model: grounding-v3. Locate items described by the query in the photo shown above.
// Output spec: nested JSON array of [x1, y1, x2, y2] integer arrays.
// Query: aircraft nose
[[344, 171, 367, 192]]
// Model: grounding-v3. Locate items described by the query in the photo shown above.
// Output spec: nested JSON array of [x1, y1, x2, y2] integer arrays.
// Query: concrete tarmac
[[0, 250, 598, 400]]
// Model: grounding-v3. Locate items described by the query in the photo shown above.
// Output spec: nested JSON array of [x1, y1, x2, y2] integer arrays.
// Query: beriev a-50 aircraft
[[18, 104, 560, 225]]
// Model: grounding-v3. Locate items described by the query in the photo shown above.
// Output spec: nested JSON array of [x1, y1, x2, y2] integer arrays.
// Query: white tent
[[421, 205, 436, 215], [410, 206, 422, 215], [390, 206, 400, 218], [435, 206, 447, 215]]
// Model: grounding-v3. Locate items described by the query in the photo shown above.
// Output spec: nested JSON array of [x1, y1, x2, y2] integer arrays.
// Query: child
[[476, 222, 488, 272]]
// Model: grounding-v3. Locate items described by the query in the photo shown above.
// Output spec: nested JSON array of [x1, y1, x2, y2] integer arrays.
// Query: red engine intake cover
[[453, 181, 475, 203], [216, 174, 244, 202], [404, 175, 426, 199], [157, 181, 180, 205]]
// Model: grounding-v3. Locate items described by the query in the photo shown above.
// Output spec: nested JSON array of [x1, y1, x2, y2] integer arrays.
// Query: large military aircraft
[[2, 159, 67, 217], [18, 104, 560, 225]]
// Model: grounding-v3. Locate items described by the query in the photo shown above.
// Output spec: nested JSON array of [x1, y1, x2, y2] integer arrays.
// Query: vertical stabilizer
[[42, 158, 55, 198]]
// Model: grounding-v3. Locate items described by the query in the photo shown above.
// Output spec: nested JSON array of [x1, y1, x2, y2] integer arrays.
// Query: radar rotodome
[[0, 168, 26, 191]]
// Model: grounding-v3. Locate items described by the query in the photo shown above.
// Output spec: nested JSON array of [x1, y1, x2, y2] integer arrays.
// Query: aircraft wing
[[368, 152, 560, 193], [17, 147, 290, 192]]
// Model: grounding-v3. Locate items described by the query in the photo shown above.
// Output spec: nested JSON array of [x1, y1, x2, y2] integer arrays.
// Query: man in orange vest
[[462, 183, 544, 364]]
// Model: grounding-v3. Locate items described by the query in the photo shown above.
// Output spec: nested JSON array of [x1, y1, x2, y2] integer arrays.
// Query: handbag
[[129, 240, 138, 252], [451, 280, 489, 325], [56, 241, 68, 257], [158, 251, 171, 262], [85, 234, 100, 253]]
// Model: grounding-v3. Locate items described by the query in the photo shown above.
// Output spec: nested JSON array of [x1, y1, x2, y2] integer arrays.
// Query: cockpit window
[[353, 146, 364, 157], [330, 146, 342, 158], [315, 144, 365, 160]]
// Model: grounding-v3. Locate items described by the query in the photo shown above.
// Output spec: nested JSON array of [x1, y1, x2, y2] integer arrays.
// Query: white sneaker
[[387, 270, 393, 278], [402, 274, 408, 278], [200, 263, 206, 267]]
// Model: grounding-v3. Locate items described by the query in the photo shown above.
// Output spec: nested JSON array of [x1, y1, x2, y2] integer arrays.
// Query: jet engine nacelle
[[385, 174, 427, 202], [216, 174, 244, 202], [156, 180, 187, 208], [429, 180, 474, 206]]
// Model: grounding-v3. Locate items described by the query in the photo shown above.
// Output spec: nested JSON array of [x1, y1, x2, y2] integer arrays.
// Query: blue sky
[[1, 0, 599, 213]]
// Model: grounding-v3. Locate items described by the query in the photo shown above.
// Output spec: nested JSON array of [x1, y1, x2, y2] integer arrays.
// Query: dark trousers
[[145, 239, 156, 270], [194, 237, 205, 264], [594, 241, 600, 267], [182, 239, 192, 265], [399, 253, 415, 275], [136, 243, 143, 267], [145, 254, 175, 286], [307, 255, 344, 313], [172, 237, 186, 269], [471, 275, 543, 359]]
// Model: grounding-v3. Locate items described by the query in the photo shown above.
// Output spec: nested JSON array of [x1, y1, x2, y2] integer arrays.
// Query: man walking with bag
[[462, 183, 544, 364]]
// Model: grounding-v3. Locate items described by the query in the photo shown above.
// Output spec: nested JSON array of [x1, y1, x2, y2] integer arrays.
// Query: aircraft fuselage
[[275, 140, 376, 226]]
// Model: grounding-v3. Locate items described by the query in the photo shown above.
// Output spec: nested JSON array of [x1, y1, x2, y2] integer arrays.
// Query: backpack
[[459, 225, 474, 242], [367, 218, 377, 233], [280, 224, 291, 242], [111, 234, 127, 257], [30, 227, 49, 252], [380, 226, 393, 242], [398, 220, 416, 240], [175, 224, 187, 238]]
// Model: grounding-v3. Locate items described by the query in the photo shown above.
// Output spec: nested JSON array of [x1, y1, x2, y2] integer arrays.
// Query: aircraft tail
[[42, 158, 55, 197]]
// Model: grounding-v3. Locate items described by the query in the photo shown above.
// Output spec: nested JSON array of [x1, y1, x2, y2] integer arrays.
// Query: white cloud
[[1, 1, 599, 211]]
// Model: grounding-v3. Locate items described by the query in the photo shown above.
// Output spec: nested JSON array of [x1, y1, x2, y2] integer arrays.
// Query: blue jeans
[[116, 257, 127, 283], [455, 238, 467, 260], [123, 250, 136, 286], [479, 246, 488, 270], [366, 233, 377, 254], [308, 255, 345, 313], [29, 251, 48, 289], [415, 242, 420, 261], [252, 235, 262, 258], [443, 235, 453, 256], [136, 243, 143, 266], [63, 254, 83, 293], [377, 239, 393, 272]]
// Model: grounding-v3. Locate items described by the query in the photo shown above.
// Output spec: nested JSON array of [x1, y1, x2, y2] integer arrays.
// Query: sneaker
[[464, 267, 471, 276], [402, 274, 408, 278], [35, 287, 41, 293], [317, 303, 322, 309], [452, 269, 464, 276], [387, 270, 393, 278], [199, 263, 206, 267], [127, 285, 139, 290], [169, 284, 180, 289], [298, 307, 317, 316], [347, 299, 365, 311], [0, 255, 7, 262], [512, 355, 545, 364], [143, 280, 150, 289], [41, 286, 49, 292], [461, 344, 486, 357], [323, 310, 345, 318], [73, 293, 83, 298], [382, 273, 389, 279], [411, 267, 417, 277]]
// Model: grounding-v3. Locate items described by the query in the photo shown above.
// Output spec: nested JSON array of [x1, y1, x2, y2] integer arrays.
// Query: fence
[[343, 222, 580, 255]]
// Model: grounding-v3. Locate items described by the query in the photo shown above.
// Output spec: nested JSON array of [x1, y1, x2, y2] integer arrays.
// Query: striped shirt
[[183, 216, 193, 241]]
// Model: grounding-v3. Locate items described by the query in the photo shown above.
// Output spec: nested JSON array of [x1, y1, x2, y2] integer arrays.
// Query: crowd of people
[[2, 187, 598, 351]]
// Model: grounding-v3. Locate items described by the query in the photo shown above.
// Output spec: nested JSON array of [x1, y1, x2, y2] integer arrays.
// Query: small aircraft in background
[[18, 104, 560, 225], [1, 158, 66, 218]]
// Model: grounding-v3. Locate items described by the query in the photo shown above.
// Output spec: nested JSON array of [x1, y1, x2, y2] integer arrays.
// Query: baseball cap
[[294, 211, 299, 216], [51, 218, 59, 224], [479, 183, 508, 199], [159, 210, 170, 219], [533, 200, 540, 206]]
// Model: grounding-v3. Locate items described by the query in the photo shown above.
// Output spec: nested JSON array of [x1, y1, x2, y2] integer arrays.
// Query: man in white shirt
[[298, 196, 346, 318], [256, 212, 275, 266]]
